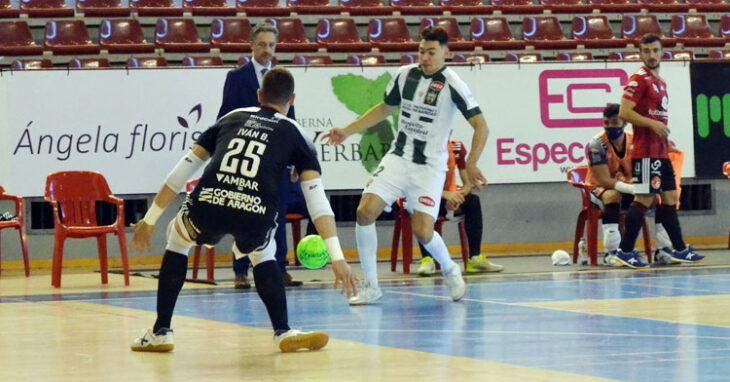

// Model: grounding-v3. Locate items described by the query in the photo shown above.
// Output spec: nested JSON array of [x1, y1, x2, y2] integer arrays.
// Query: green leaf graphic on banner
[[332, 73, 396, 172]]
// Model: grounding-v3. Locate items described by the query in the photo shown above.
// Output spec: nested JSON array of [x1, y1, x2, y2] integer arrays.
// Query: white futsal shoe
[[348, 282, 383, 306], [131, 328, 174, 352], [444, 265, 466, 301], [274, 329, 329, 353]]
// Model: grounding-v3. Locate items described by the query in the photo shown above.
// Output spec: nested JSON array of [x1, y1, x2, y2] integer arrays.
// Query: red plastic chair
[[452, 53, 490, 63], [557, 51, 592, 61], [236, 0, 290, 16], [608, 51, 640, 61], [685, 0, 730, 11], [265, 18, 319, 52], [20, 0, 74, 17], [491, 0, 544, 13], [621, 15, 677, 48], [182, 55, 223, 66], [210, 18, 251, 53], [129, 0, 183, 16], [670, 14, 725, 47], [522, 16, 577, 50], [390, 198, 468, 274], [572, 15, 627, 49], [339, 0, 393, 15], [663, 50, 694, 61], [470, 17, 525, 50], [504, 52, 543, 62], [588, 0, 640, 12], [724, 161, 730, 249], [76, 0, 129, 16], [185, 179, 216, 281], [44, 20, 100, 55], [11, 58, 52, 69], [567, 166, 651, 266], [400, 53, 418, 64], [439, 0, 491, 15], [709, 50, 730, 60], [367, 18, 419, 52], [127, 56, 168, 67], [182, 0, 236, 15], [346, 54, 386, 65], [99, 19, 155, 54], [316, 18, 372, 53], [238, 55, 251, 66], [637, 0, 688, 12], [155, 18, 210, 53], [288, 0, 342, 13], [389, 0, 443, 14], [0, 185, 29, 277], [1, 0, 20, 18], [69, 57, 110, 68], [0, 21, 43, 56], [720, 14, 730, 41], [541, 0, 591, 13], [292, 54, 334, 65], [287, 213, 304, 266], [419, 17, 474, 51], [45, 171, 130, 288]]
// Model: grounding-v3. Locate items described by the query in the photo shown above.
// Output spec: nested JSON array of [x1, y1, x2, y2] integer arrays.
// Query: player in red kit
[[615, 33, 705, 268]]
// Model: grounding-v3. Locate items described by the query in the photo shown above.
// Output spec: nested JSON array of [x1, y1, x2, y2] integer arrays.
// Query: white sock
[[602, 223, 620, 253], [421, 232, 457, 273], [655, 222, 672, 250], [355, 223, 379, 288]]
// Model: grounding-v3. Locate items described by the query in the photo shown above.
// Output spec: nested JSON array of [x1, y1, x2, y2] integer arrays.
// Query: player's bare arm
[[619, 98, 669, 138], [299, 170, 359, 298], [130, 144, 210, 254], [465, 114, 489, 190], [321, 102, 396, 145]]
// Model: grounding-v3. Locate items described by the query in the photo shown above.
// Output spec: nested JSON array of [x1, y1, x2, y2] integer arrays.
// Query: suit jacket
[[217, 61, 296, 120]]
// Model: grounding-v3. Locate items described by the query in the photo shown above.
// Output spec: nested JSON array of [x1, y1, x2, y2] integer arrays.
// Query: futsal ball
[[296, 235, 330, 269], [551, 249, 571, 266]]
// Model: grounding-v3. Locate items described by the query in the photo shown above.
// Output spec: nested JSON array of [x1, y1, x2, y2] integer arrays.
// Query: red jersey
[[622, 66, 670, 159]]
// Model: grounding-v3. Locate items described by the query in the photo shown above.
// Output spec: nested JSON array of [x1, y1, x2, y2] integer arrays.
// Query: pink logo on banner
[[539, 69, 628, 128]]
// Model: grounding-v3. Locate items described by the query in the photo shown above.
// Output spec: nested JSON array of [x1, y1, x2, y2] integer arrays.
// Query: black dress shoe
[[234, 275, 251, 289], [282, 271, 303, 287]]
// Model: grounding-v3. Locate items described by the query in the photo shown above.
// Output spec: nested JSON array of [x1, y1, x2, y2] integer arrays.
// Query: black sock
[[419, 242, 432, 258], [656, 204, 686, 251], [619, 202, 648, 253], [462, 194, 483, 257], [602, 203, 620, 224], [153, 251, 189, 332], [253, 260, 290, 332]]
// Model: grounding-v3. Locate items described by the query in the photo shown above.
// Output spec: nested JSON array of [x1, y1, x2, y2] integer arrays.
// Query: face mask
[[605, 128, 624, 140]]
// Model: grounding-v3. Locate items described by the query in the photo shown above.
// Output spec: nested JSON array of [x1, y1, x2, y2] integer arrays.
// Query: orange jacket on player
[[586, 131, 634, 192]]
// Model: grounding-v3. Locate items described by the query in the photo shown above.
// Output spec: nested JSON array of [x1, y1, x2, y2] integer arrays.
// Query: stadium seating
[[637, 0, 688, 12], [438, 0, 491, 15], [556, 51, 592, 60], [608, 51, 640, 60], [541, 0, 592, 13], [236, 0, 290, 16], [0, 185, 29, 277], [491, 0, 544, 14], [210, 18, 251, 52], [69, 57, 110, 68], [127, 56, 168, 67], [367, 18, 419, 52], [670, 14, 726, 47], [45, 171, 130, 288], [504, 52, 543, 62], [400, 53, 418, 64], [265, 18, 319, 52], [99, 19, 155, 54], [522, 16, 578, 49], [685, 0, 730, 12], [621, 15, 677, 47], [452, 53, 490, 63], [76, 0, 129, 17], [470, 17, 525, 50], [389, 0, 443, 15], [11, 58, 53, 69], [182, 0, 236, 16], [292, 54, 334, 65], [0, 21, 44, 56], [182, 55, 224, 66], [155, 18, 209, 53], [129, 0, 183, 16], [346, 54, 386, 64], [316, 18, 372, 52], [572, 15, 627, 48], [588, 0, 641, 12], [709, 49, 730, 59], [44, 20, 100, 55], [287, 0, 342, 14], [339, 0, 393, 15], [663, 50, 695, 60], [1, 0, 20, 18], [419, 17, 475, 51], [722, 14, 730, 41], [20, 0, 74, 17], [238, 55, 251, 66]]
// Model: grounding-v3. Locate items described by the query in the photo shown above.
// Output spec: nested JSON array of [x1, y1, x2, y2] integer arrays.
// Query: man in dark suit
[[217, 22, 303, 289]]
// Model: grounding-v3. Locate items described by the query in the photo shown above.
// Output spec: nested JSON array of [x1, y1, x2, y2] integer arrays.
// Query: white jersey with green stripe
[[383, 64, 481, 171]]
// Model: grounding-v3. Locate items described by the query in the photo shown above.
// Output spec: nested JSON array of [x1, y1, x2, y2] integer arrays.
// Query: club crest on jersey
[[651, 175, 661, 190], [418, 196, 436, 207]]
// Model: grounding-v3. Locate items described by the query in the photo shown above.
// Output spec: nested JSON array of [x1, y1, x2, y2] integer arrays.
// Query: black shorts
[[180, 195, 276, 254], [631, 158, 676, 194]]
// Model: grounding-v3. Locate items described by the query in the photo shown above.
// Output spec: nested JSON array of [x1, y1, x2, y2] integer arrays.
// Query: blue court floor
[[77, 266, 730, 382]]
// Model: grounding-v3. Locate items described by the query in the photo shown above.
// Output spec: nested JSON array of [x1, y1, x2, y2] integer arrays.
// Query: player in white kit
[[322, 27, 489, 305]]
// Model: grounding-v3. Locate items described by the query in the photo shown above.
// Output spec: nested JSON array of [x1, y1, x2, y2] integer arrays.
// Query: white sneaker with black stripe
[[131, 328, 174, 352]]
